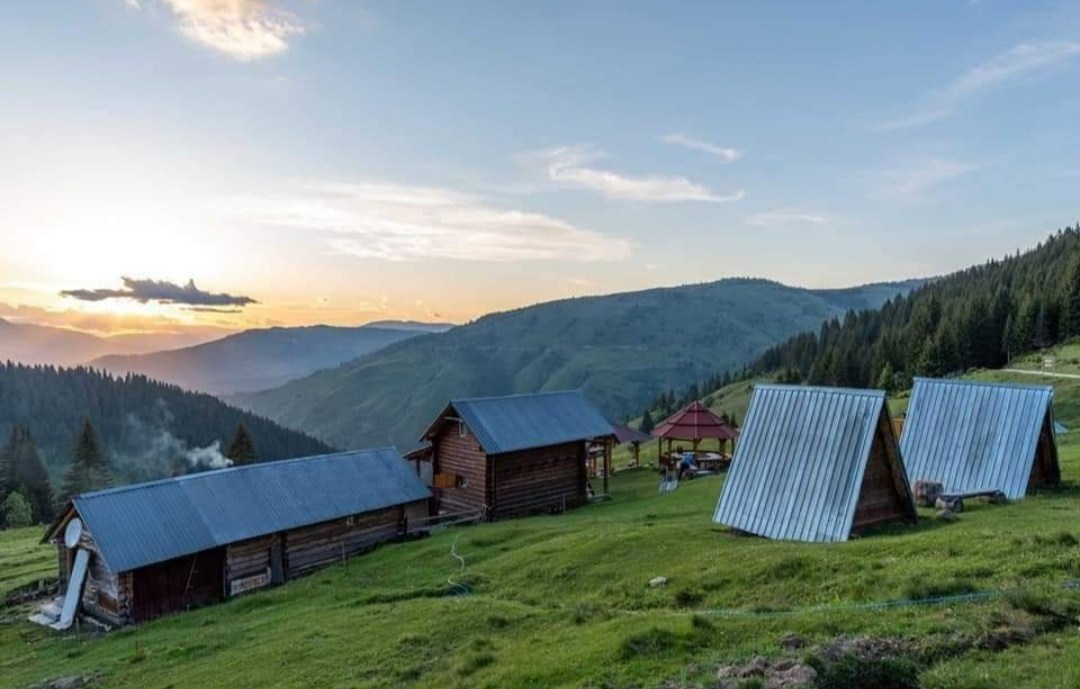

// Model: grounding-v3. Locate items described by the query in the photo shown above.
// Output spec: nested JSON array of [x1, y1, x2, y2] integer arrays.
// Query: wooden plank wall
[[1029, 413, 1061, 489], [282, 504, 412, 577], [432, 422, 489, 513], [489, 441, 586, 519], [852, 416, 911, 530], [75, 527, 130, 626], [225, 534, 277, 592]]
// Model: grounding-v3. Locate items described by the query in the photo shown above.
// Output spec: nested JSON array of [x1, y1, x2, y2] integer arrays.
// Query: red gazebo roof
[[652, 401, 739, 441]]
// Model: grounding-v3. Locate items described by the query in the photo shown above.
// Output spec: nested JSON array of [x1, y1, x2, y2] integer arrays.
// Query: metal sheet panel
[[713, 385, 892, 543], [900, 378, 1054, 499], [73, 448, 431, 573], [451, 390, 614, 455]]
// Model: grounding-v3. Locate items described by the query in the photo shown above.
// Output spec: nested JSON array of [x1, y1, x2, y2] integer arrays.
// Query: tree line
[[750, 225, 1080, 390], [0, 419, 262, 529], [633, 224, 1080, 425], [0, 362, 331, 528]]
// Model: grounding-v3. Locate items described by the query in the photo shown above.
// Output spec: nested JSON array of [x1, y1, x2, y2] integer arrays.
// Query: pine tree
[[226, 424, 257, 465], [1, 491, 32, 528], [1063, 255, 1080, 338], [875, 362, 895, 393], [2, 426, 54, 524], [639, 410, 655, 434], [60, 419, 111, 503]]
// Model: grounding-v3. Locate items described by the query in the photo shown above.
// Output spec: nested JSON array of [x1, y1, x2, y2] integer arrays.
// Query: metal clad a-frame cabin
[[42, 448, 430, 626], [900, 378, 1059, 499], [422, 390, 615, 519], [714, 385, 916, 543]]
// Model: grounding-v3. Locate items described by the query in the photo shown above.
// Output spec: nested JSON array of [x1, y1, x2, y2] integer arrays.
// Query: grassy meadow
[[4, 365, 1080, 688], [0, 527, 53, 601]]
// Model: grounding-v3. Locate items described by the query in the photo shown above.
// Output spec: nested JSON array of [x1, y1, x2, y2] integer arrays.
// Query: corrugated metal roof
[[653, 401, 739, 440], [900, 378, 1055, 499], [714, 384, 902, 543], [439, 390, 614, 455], [70, 448, 431, 573]]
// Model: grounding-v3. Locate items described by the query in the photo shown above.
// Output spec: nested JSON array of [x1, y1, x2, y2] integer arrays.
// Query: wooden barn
[[421, 390, 615, 520], [900, 378, 1060, 499], [38, 448, 430, 627], [714, 385, 916, 543]]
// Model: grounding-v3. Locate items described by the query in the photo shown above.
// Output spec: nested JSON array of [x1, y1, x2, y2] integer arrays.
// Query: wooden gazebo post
[[603, 437, 612, 495]]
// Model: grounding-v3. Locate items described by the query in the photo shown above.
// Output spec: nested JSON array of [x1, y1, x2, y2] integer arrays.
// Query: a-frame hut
[[714, 385, 915, 542], [900, 378, 1059, 499]]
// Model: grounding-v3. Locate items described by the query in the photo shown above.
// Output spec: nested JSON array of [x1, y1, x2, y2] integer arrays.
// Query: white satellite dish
[[64, 518, 83, 549]]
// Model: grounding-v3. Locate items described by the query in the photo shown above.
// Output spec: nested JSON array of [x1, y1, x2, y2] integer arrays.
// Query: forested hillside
[[0, 364, 332, 490], [748, 225, 1080, 390], [234, 278, 920, 450]]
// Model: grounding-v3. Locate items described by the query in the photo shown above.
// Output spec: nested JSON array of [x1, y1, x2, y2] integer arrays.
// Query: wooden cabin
[[40, 448, 430, 627], [714, 385, 916, 543], [421, 390, 615, 520], [900, 378, 1060, 499]]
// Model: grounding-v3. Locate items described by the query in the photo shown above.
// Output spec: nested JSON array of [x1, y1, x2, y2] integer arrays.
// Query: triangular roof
[[43, 448, 430, 573], [422, 390, 615, 455], [900, 378, 1058, 499], [714, 385, 914, 543], [653, 401, 738, 440], [611, 423, 651, 445]]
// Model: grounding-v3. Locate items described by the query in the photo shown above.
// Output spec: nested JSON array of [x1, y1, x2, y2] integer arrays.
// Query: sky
[[3, 0, 1080, 335]]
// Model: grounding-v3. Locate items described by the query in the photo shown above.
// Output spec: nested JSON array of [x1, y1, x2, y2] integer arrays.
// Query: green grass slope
[[4, 367, 1080, 689], [233, 278, 919, 450], [0, 527, 53, 600]]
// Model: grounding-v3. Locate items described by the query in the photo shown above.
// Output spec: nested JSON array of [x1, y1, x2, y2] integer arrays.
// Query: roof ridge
[[452, 389, 583, 404], [76, 447, 399, 501], [756, 383, 886, 397], [913, 377, 1054, 392]]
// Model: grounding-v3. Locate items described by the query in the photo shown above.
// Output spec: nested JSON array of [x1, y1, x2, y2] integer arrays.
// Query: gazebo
[[611, 423, 652, 467], [653, 401, 739, 470]]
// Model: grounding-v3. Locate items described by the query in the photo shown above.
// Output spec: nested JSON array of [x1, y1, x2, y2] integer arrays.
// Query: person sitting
[[679, 451, 697, 480]]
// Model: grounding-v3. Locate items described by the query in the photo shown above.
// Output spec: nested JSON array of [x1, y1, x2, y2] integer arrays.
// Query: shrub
[[674, 588, 704, 608], [811, 655, 919, 689], [620, 627, 680, 659], [904, 576, 978, 601], [1, 491, 32, 528]]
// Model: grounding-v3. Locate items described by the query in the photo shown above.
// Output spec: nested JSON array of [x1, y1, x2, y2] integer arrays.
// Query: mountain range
[[89, 322, 453, 394], [232, 277, 923, 450], [0, 318, 225, 366]]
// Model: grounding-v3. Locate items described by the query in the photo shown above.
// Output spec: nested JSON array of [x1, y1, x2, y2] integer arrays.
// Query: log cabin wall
[[432, 421, 489, 514], [489, 441, 586, 519], [131, 549, 226, 623], [282, 503, 418, 577], [852, 416, 911, 530]]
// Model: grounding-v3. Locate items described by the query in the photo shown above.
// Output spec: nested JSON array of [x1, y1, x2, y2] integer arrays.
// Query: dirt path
[[1002, 368, 1080, 380]]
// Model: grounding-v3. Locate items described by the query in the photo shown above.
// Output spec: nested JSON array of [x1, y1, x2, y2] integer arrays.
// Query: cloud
[[660, 133, 741, 162], [866, 158, 977, 198], [61, 277, 257, 307], [127, 0, 306, 60], [228, 182, 635, 262], [538, 146, 744, 203], [746, 210, 832, 228], [879, 41, 1080, 130]]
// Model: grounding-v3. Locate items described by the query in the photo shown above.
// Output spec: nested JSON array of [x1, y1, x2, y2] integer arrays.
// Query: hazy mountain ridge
[[233, 277, 922, 451], [90, 324, 441, 394], [0, 318, 225, 366]]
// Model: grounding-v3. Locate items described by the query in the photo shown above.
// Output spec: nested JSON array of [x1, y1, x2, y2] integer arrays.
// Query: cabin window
[[456, 475, 469, 488], [458, 421, 467, 438]]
